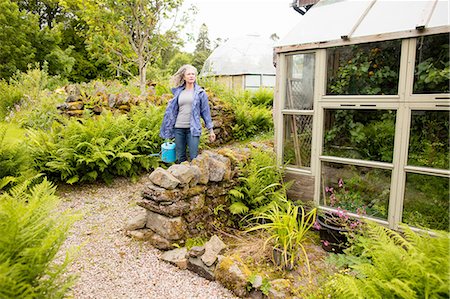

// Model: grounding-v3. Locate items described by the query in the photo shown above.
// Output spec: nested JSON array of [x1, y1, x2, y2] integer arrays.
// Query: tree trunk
[[138, 54, 146, 96]]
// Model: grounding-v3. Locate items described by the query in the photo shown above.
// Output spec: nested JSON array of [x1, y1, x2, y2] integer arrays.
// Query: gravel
[[57, 176, 238, 299]]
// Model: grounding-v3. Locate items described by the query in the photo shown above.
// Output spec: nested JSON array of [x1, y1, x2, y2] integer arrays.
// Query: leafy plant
[[228, 148, 284, 217], [0, 80, 23, 120], [327, 222, 450, 299], [0, 178, 78, 298], [247, 273, 271, 295], [248, 200, 317, 277], [232, 103, 273, 141], [27, 105, 163, 184]]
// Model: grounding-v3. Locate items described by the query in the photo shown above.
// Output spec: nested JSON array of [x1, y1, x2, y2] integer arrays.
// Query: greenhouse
[[201, 35, 276, 91], [273, 0, 450, 232]]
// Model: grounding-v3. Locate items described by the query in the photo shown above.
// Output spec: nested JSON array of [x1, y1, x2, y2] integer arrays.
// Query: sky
[[179, 0, 303, 52]]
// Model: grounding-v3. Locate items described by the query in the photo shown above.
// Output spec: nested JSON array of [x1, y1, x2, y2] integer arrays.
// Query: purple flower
[[313, 221, 321, 230], [338, 178, 344, 188], [325, 186, 334, 193], [330, 194, 336, 206], [321, 240, 330, 247]]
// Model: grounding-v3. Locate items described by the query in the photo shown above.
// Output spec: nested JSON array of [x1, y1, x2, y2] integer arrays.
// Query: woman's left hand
[[209, 129, 216, 142]]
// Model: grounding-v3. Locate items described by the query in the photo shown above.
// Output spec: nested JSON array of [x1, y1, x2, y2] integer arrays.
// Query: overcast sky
[[180, 0, 303, 52]]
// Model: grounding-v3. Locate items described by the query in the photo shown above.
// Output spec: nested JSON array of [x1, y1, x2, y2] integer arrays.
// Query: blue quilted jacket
[[160, 83, 213, 139]]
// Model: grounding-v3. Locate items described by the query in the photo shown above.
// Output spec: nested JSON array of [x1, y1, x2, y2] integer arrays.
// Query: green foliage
[[0, 0, 38, 79], [232, 103, 273, 141], [328, 41, 400, 95], [0, 178, 78, 298], [247, 273, 271, 295], [249, 88, 274, 107], [228, 148, 284, 218], [248, 200, 317, 276], [27, 105, 164, 184], [327, 223, 450, 299], [185, 237, 207, 250], [0, 124, 33, 186], [0, 80, 23, 120]]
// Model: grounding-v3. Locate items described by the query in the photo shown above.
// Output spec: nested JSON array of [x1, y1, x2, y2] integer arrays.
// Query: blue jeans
[[174, 128, 200, 163]]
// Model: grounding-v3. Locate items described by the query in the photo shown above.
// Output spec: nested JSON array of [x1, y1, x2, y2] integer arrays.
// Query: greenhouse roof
[[276, 0, 450, 52], [201, 35, 276, 76]]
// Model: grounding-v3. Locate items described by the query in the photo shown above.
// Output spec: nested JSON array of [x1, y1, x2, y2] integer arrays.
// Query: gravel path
[[58, 176, 238, 299]]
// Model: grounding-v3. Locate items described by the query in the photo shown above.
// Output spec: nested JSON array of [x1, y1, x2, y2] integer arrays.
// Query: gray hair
[[170, 64, 198, 87]]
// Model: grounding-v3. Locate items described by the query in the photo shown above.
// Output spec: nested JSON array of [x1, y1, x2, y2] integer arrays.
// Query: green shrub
[[0, 179, 77, 298], [27, 105, 164, 184], [0, 80, 23, 120], [250, 88, 273, 107], [232, 103, 273, 141], [0, 124, 32, 186], [228, 148, 285, 218], [327, 223, 450, 299]]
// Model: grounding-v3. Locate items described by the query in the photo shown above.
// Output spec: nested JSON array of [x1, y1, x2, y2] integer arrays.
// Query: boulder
[[138, 198, 190, 217], [268, 279, 292, 299], [187, 257, 215, 281], [145, 210, 186, 241], [161, 247, 188, 270], [215, 255, 252, 298], [188, 246, 205, 258], [191, 155, 210, 184], [149, 167, 180, 190], [168, 164, 196, 187], [124, 210, 147, 230], [201, 235, 226, 267]]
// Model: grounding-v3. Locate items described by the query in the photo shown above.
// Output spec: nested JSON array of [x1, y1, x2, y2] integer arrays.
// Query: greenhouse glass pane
[[285, 53, 315, 110], [262, 75, 275, 87], [403, 173, 449, 231], [283, 114, 312, 168], [320, 162, 390, 220], [413, 33, 450, 94], [323, 109, 396, 162], [245, 75, 261, 88], [408, 110, 449, 170], [326, 40, 401, 95]]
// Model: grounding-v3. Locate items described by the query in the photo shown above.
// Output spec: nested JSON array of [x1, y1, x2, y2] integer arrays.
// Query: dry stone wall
[[125, 148, 251, 250]]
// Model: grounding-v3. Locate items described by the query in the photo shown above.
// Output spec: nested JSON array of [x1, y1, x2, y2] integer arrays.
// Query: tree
[[195, 23, 210, 52], [0, 0, 37, 79], [193, 23, 211, 73], [67, 0, 185, 95]]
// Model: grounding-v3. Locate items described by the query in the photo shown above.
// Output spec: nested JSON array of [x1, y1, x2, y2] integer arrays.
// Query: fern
[[0, 178, 78, 298], [328, 222, 450, 299]]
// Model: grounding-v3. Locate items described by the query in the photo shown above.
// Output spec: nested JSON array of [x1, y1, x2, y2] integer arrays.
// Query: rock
[[191, 155, 210, 184], [68, 101, 84, 110], [189, 194, 205, 212], [252, 275, 263, 289], [142, 183, 184, 202], [126, 228, 154, 241], [188, 246, 205, 258], [145, 210, 186, 241], [207, 157, 227, 182], [201, 235, 226, 267], [161, 247, 188, 270], [187, 257, 215, 281], [149, 233, 174, 250], [108, 94, 117, 108], [149, 167, 180, 190], [138, 198, 190, 217], [124, 210, 147, 230], [189, 165, 201, 186], [215, 255, 252, 298], [168, 164, 196, 186], [268, 279, 292, 299]]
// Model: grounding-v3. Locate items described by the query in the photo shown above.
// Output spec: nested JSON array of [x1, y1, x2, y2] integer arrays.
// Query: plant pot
[[317, 215, 349, 254]]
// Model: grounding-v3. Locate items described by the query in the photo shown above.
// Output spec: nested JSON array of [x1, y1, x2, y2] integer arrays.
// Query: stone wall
[[125, 148, 251, 250]]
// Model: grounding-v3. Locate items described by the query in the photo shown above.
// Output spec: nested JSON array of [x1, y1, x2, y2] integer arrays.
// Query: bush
[[0, 179, 77, 298], [232, 103, 273, 141], [0, 80, 23, 120], [327, 223, 450, 299], [228, 148, 285, 218], [0, 124, 32, 186], [27, 105, 164, 184]]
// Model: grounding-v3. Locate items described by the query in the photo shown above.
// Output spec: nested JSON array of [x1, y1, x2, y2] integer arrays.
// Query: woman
[[160, 64, 216, 163]]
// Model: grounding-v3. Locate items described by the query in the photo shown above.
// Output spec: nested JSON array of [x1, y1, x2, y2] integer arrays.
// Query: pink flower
[[330, 194, 336, 206], [338, 178, 344, 188], [313, 221, 321, 230], [325, 186, 334, 193], [321, 240, 330, 247]]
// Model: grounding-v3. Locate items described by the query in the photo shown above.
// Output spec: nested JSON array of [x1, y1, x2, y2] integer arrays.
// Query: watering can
[[150, 141, 176, 163]]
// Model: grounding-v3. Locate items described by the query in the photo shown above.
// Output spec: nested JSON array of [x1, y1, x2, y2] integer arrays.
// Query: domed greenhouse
[[201, 35, 276, 91]]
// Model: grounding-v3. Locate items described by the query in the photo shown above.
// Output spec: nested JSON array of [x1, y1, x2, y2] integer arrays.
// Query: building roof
[[201, 35, 276, 76], [276, 0, 450, 52]]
